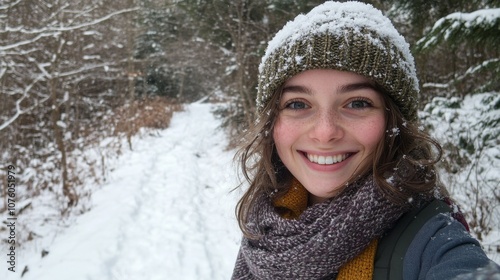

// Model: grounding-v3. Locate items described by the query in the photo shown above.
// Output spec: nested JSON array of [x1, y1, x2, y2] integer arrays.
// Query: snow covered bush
[[111, 97, 183, 136], [420, 92, 499, 253]]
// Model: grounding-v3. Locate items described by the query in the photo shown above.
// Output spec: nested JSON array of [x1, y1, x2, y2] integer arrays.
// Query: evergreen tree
[[384, 0, 499, 101], [415, 8, 500, 92], [413, 3, 500, 242]]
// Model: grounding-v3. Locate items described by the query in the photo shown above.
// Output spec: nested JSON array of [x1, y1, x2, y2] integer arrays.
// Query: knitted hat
[[257, 1, 420, 121]]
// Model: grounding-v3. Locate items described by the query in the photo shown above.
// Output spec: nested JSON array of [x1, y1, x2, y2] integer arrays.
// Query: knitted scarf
[[232, 175, 418, 279]]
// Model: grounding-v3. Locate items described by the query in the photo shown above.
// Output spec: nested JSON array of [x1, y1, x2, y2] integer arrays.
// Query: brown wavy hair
[[235, 84, 448, 238]]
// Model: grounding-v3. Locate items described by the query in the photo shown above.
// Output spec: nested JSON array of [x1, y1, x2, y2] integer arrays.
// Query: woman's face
[[273, 69, 386, 204]]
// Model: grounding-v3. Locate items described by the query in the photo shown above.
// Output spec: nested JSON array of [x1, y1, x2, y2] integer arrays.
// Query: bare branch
[[3, 7, 139, 34], [0, 75, 45, 131], [0, 0, 21, 10], [0, 32, 58, 52]]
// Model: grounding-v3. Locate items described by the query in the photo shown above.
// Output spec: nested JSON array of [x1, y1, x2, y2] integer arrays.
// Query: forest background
[[1, 0, 499, 257]]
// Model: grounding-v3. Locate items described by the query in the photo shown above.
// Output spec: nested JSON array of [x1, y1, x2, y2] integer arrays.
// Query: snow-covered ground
[[2, 102, 242, 280]]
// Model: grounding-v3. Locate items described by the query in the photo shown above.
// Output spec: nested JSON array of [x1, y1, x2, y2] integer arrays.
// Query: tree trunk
[[49, 77, 77, 208], [234, 0, 254, 127], [178, 68, 185, 100], [126, 0, 136, 150]]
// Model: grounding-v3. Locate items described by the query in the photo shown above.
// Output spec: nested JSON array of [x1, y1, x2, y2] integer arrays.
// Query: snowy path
[[12, 103, 241, 280]]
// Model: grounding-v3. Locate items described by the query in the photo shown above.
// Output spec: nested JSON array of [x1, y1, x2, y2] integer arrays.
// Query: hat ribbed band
[[257, 31, 418, 120]]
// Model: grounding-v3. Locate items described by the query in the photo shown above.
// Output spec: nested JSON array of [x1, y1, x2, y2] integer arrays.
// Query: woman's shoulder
[[403, 212, 500, 280]]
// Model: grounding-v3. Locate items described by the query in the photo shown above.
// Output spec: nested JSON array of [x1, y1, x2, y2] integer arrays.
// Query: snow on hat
[[257, 1, 420, 121]]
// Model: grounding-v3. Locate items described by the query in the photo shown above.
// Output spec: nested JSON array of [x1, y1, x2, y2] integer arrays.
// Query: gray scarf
[[232, 176, 417, 279]]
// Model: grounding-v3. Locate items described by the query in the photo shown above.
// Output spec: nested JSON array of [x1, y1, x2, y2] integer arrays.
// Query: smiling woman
[[231, 1, 500, 280]]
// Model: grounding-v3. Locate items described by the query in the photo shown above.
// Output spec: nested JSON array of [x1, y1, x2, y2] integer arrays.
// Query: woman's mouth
[[305, 153, 351, 165]]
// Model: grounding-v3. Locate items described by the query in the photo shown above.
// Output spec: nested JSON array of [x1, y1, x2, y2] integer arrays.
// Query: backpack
[[373, 199, 453, 280]]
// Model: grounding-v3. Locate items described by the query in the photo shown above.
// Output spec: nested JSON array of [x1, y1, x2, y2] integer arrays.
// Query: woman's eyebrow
[[338, 82, 377, 94], [282, 81, 378, 96], [281, 85, 312, 95]]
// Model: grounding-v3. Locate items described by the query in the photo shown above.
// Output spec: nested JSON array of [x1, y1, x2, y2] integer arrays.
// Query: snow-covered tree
[[415, 8, 500, 93], [0, 0, 137, 209], [414, 6, 500, 248]]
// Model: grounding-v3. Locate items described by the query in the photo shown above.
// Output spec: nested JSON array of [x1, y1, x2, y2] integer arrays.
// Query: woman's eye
[[284, 101, 309, 110], [347, 99, 372, 109]]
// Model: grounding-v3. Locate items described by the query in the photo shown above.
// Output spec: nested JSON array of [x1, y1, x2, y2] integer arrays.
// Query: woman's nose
[[309, 110, 344, 143]]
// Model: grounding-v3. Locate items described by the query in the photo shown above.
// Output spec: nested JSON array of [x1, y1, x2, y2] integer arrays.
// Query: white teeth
[[307, 153, 348, 165], [325, 156, 334, 164], [318, 156, 326, 164]]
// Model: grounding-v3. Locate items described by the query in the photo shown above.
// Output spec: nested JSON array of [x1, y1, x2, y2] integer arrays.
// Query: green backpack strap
[[373, 199, 452, 280]]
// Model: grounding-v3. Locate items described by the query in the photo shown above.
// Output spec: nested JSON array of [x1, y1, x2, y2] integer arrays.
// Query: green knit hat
[[257, 1, 420, 121]]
